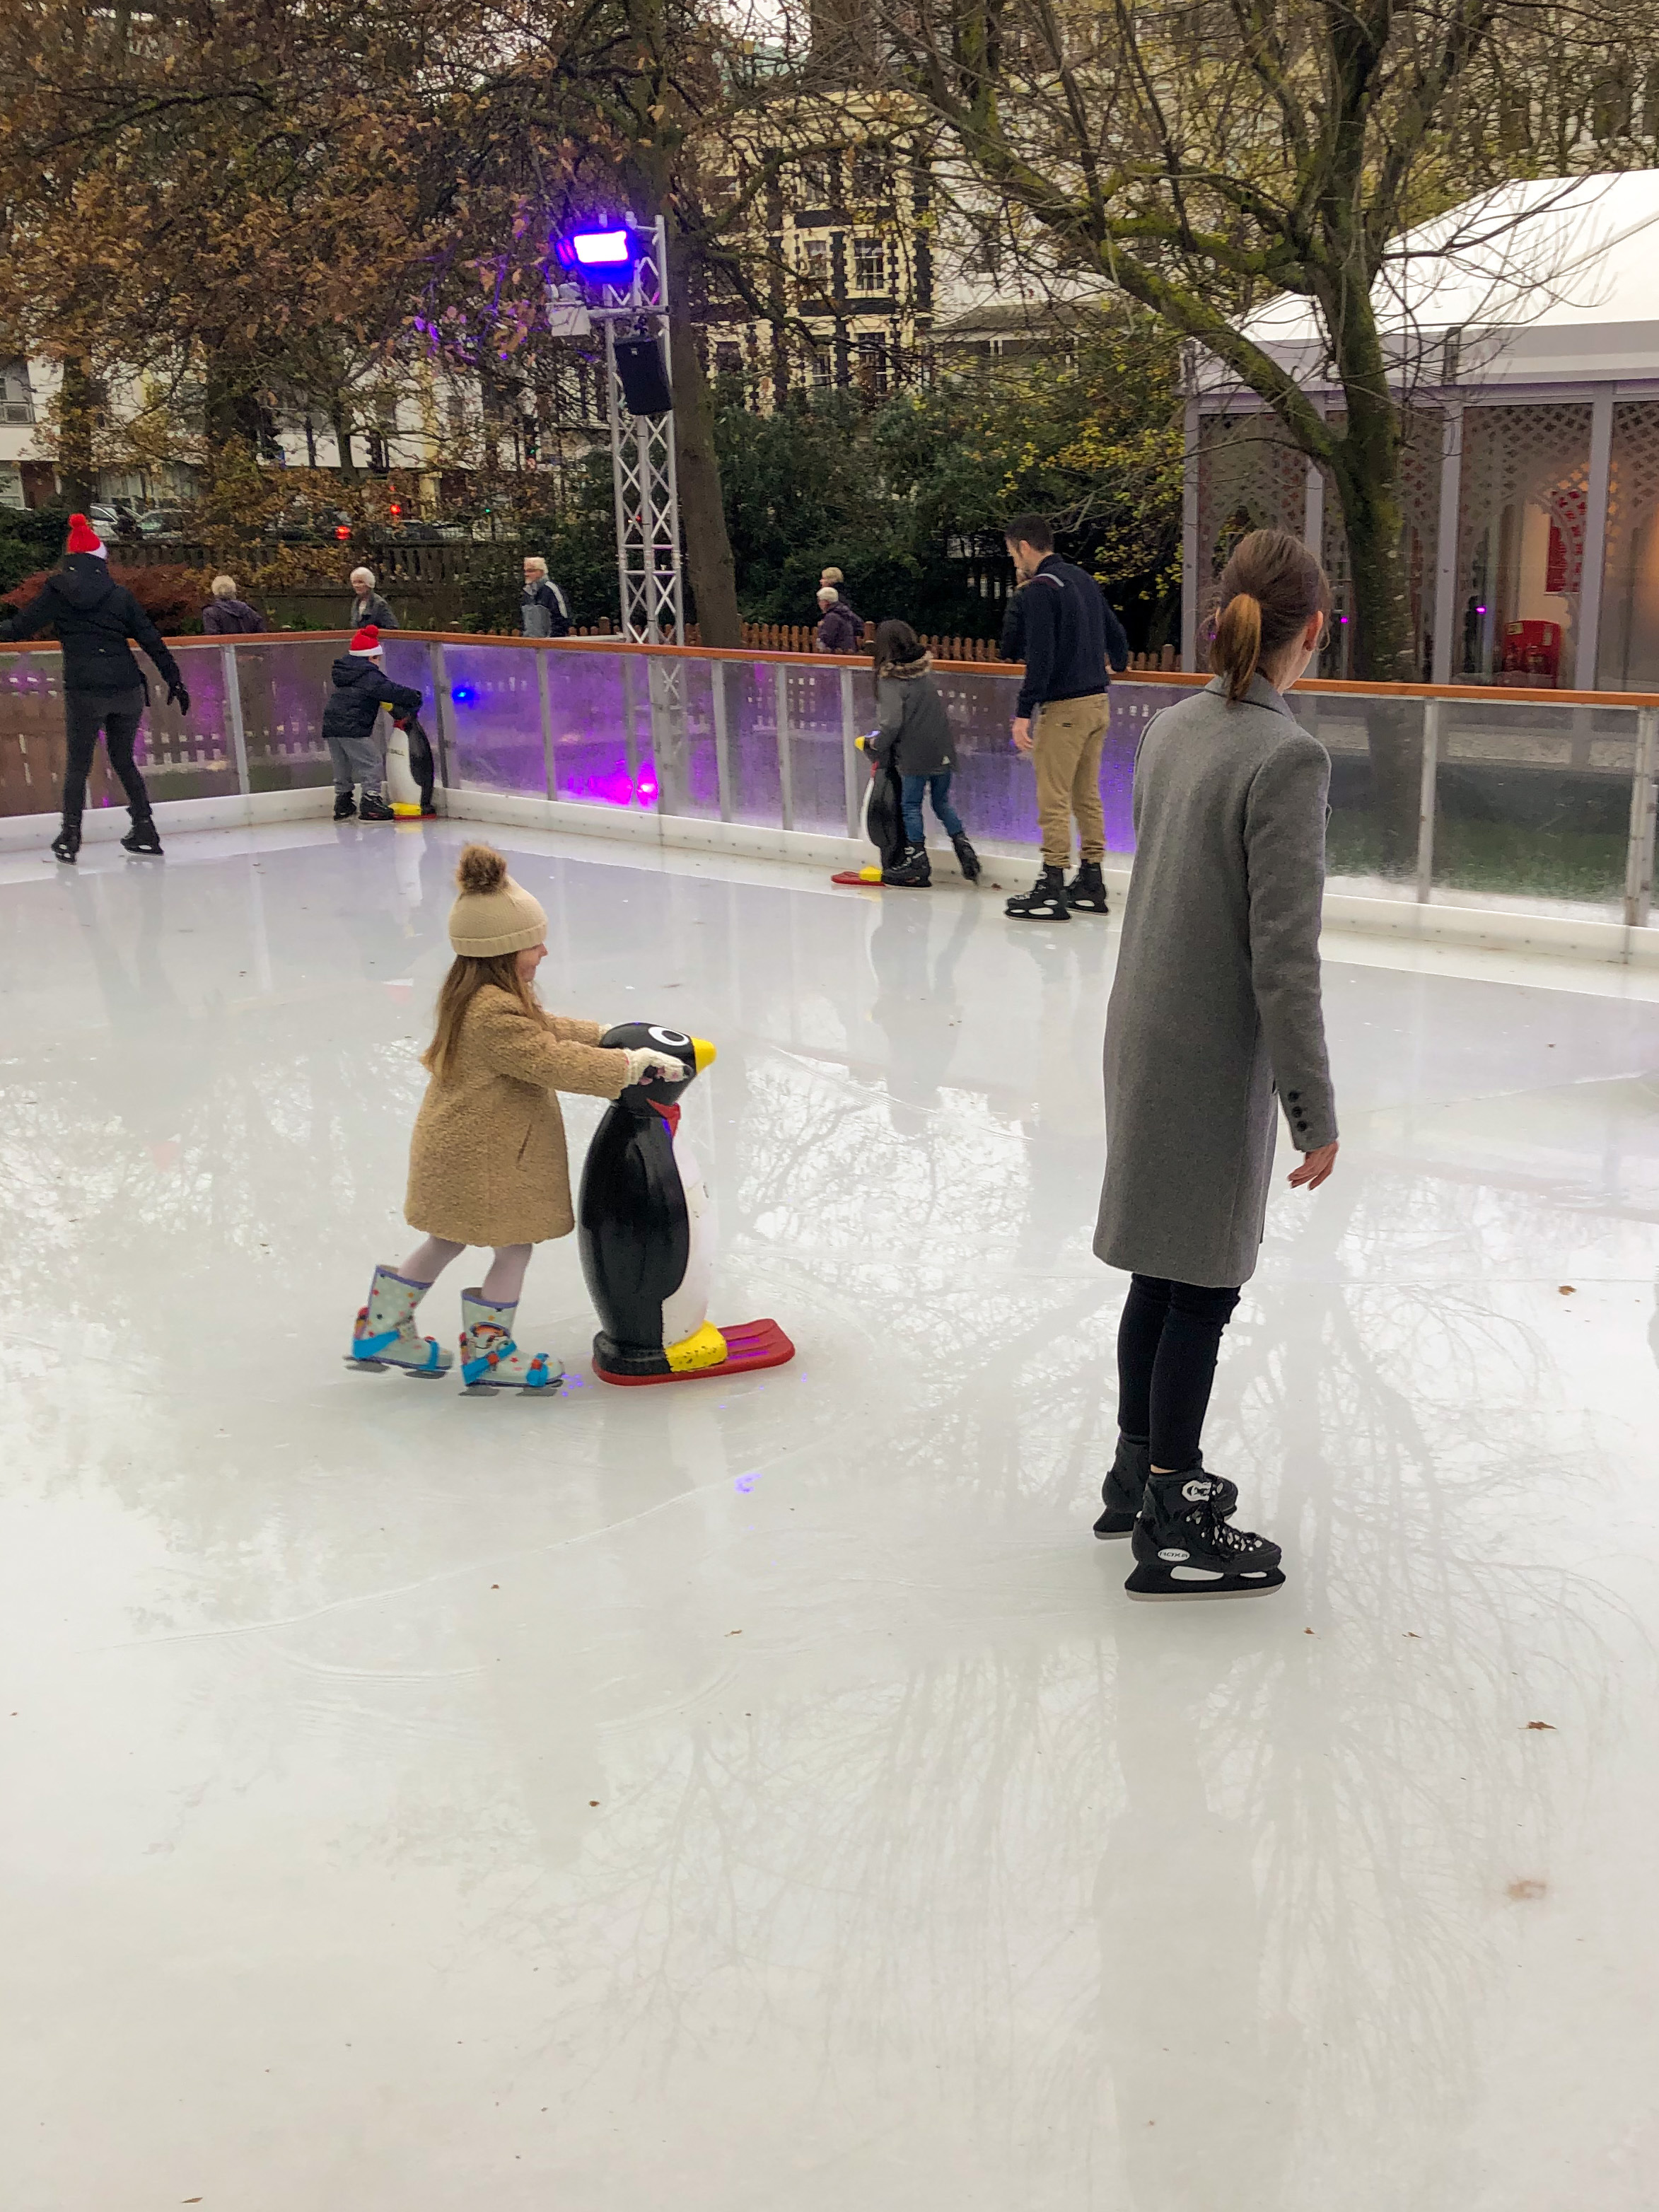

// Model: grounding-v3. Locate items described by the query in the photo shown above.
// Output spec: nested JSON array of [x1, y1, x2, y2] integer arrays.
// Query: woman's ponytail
[[1213, 592, 1263, 703], [1208, 530, 1332, 704]]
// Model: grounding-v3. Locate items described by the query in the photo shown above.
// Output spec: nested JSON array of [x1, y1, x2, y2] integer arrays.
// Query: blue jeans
[[900, 772, 964, 846]]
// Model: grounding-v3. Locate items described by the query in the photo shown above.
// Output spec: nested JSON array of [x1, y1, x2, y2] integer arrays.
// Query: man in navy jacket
[[1002, 513, 1122, 920]]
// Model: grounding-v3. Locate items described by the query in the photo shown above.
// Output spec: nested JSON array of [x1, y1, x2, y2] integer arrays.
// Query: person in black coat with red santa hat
[[0, 511, 189, 862]]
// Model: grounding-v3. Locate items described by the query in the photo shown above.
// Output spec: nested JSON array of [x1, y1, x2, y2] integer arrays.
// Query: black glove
[[167, 680, 190, 714]]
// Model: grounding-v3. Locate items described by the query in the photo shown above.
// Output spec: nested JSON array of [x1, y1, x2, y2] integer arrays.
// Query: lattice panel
[[1195, 410, 1309, 597], [1317, 409, 1443, 677], [1455, 402, 1591, 678]]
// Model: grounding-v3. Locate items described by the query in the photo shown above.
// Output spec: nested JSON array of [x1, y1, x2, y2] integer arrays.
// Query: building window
[[852, 144, 892, 199], [800, 235, 830, 287], [0, 361, 35, 426], [857, 334, 888, 397], [714, 342, 744, 381], [853, 238, 885, 293], [798, 154, 837, 205], [806, 341, 832, 390]]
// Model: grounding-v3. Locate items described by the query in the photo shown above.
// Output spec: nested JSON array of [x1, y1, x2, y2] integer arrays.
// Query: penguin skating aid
[[830, 735, 906, 887], [578, 1023, 795, 1386]]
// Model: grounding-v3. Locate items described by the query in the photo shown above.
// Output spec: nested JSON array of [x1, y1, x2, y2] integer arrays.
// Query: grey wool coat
[[1095, 674, 1337, 1288]]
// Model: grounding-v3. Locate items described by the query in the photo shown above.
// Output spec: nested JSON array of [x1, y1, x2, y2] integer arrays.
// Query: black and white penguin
[[577, 1023, 724, 1379]]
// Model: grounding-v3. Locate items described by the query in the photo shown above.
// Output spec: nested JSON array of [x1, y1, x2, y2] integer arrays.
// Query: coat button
[[1288, 1090, 1300, 1101]]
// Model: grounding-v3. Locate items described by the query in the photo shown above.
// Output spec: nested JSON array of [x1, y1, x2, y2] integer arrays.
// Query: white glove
[[624, 1046, 685, 1086]]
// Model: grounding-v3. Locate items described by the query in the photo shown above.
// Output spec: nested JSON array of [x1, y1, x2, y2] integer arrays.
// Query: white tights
[[401, 1236, 532, 1307]]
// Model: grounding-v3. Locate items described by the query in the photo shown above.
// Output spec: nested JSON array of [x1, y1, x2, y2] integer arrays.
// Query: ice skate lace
[[1177, 1477, 1261, 1554]]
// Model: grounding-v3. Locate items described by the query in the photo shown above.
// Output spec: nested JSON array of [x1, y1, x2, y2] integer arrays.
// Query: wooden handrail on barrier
[[4, 625, 1659, 707]]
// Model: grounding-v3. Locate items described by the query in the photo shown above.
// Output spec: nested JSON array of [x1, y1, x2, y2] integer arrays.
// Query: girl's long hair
[[422, 953, 547, 1081], [872, 616, 921, 672], [1210, 529, 1332, 703]]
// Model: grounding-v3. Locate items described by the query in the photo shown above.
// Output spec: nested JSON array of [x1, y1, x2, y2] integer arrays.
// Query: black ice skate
[[883, 842, 932, 887], [359, 792, 395, 822], [50, 820, 81, 864], [1004, 864, 1071, 920], [334, 791, 357, 821], [1064, 859, 1110, 913], [1094, 1436, 1239, 1537], [952, 832, 982, 883], [1124, 1464, 1284, 1600], [121, 813, 163, 856]]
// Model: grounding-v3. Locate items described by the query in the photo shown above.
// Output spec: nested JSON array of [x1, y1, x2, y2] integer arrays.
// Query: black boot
[[1124, 1464, 1284, 1600], [1095, 1438, 1236, 1538], [951, 832, 982, 883], [334, 791, 357, 821], [50, 818, 81, 864], [1064, 858, 1110, 913], [359, 791, 395, 823], [1004, 863, 1070, 920], [882, 842, 931, 887], [121, 812, 163, 856]]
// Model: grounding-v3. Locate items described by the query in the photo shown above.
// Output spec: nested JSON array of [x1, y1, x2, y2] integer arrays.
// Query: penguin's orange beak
[[692, 1037, 716, 1073]]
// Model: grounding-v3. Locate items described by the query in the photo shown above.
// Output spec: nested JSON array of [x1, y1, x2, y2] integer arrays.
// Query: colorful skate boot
[[1124, 1463, 1284, 1600], [1094, 1436, 1236, 1538], [346, 1264, 453, 1378], [459, 1289, 562, 1393]]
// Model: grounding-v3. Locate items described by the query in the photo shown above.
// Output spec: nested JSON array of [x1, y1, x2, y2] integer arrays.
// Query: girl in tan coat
[[346, 845, 685, 1390]]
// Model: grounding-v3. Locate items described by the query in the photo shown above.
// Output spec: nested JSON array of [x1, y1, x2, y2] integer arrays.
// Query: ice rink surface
[[4, 817, 1659, 2212]]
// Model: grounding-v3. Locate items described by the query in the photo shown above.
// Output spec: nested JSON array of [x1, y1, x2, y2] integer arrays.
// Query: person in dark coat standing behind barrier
[[1091, 528, 1338, 1603], [0, 511, 187, 863], [520, 557, 571, 636], [815, 587, 861, 654], [202, 576, 267, 635], [1001, 513, 1122, 921], [347, 566, 398, 631], [324, 626, 423, 822]]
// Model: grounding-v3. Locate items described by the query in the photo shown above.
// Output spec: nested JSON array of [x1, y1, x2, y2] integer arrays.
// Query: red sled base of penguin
[[578, 1023, 796, 1387]]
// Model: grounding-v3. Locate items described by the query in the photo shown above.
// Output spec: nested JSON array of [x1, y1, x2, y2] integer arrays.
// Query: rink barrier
[[2, 630, 1657, 960]]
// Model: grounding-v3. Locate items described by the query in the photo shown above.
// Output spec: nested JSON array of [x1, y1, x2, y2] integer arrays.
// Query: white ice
[[4, 818, 1659, 2212]]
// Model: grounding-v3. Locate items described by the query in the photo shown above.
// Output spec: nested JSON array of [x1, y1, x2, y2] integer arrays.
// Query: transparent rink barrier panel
[[1289, 692, 1426, 898], [0, 644, 238, 817], [232, 636, 339, 793], [1432, 697, 1636, 921]]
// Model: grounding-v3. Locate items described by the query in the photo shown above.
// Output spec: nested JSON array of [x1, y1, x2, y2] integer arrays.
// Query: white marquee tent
[[1182, 172, 1659, 689]]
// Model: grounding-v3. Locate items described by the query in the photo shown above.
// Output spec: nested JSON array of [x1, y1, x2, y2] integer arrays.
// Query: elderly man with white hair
[[520, 556, 571, 637], [346, 566, 397, 632]]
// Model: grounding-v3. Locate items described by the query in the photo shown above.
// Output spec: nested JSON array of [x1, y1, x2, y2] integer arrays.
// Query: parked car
[[262, 503, 354, 544], [87, 504, 120, 540], [136, 508, 188, 539]]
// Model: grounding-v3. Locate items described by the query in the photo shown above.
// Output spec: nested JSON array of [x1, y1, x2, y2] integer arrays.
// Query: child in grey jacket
[[867, 619, 980, 887]]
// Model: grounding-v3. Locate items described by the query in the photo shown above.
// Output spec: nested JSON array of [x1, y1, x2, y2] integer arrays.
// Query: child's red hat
[[66, 513, 106, 557], [349, 624, 382, 656]]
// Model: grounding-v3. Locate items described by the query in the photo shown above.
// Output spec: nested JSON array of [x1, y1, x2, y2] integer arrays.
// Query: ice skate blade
[[1125, 1564, 1286, 1601], [343, 1354, 452, 1379], [462, 1375, 564, 1396]]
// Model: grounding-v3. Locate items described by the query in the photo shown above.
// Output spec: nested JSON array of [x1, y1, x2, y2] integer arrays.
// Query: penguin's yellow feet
[[665, 1320, 728, 1373]]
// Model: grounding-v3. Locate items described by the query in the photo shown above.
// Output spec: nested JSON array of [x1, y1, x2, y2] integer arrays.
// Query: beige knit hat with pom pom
[[448, 844, 547, 957]]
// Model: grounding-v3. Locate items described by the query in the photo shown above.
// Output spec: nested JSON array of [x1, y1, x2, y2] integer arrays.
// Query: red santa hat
[[349, 624, 383, 656], [66, 513, 107, 558]]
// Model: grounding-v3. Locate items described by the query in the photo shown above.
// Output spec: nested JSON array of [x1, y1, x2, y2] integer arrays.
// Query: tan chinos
[[1033, 692, 1111, 866]]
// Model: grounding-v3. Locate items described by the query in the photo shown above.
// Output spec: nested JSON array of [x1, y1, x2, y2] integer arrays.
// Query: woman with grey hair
[[201, 576, 265, 635], [1093, 528, 1339, 1602], [347, 566, 397, 631]]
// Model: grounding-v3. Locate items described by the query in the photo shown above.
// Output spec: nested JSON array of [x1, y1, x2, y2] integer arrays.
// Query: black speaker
[[614, 337, 674, 417]]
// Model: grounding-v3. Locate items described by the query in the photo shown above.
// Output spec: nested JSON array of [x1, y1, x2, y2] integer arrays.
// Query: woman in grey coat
[[1093, 529, 1339, 1601]]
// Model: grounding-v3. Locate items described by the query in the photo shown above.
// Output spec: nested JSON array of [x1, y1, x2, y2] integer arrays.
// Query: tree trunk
[[57, 355, 97, 510], [332, 403, 359, 482], [668, 308, 741, 647]]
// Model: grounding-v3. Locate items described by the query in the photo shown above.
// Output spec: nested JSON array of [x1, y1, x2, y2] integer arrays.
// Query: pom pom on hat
[[66, 513, 107, 558], [448, 842, 547, 957], [349, 624, 382, 655]]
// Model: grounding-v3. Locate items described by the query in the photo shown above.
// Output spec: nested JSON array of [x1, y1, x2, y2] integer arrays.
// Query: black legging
[[64, 692, 151, 824], [1116, 1274, 1241, 1472]]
